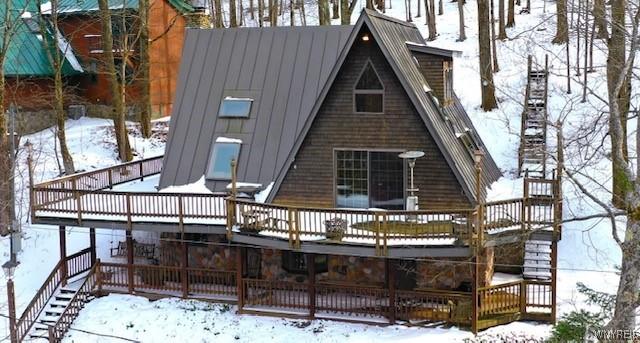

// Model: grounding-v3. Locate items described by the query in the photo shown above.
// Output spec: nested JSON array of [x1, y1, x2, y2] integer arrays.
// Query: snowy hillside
[[0, 0, 629, 341]]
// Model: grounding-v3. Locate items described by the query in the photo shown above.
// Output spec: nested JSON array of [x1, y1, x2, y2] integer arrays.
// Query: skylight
[[219, 97, 253, 118], [206, 141, 241, 180]]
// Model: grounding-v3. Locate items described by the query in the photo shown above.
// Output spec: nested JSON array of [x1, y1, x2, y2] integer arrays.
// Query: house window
[[354, 62, 384, 113], [206, 141, 241, 179], [443, 61, 453, 106], [281, 251, 328, 274], [336, 150, 405, 210], [219, 97, 253, 118]]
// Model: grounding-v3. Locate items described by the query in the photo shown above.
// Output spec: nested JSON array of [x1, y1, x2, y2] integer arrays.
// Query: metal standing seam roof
[[160, 9, 501, 203], [2, 0, 82, 77], [159, 25, 353, 191]]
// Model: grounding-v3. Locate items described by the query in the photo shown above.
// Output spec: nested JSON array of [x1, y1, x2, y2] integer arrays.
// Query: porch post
[[471, 253, 479, 334], [59, 226, 67, 286], [307, 253, 316, 319], [181, 237, 189, 298], [126, 230, 134, 293], [386, 259, 396, 324], [89, 228, 97, 266], [236, 246, 244, 311]]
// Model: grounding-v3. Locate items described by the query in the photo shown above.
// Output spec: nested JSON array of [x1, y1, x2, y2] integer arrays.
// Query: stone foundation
[[494, 241, 524, 274], [158, 234, 496, 291]]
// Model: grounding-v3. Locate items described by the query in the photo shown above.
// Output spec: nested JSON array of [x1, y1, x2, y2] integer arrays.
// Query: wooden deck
[[30, 156, 562, 254]]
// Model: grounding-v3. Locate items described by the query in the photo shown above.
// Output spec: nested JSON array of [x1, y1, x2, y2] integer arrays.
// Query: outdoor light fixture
[[2, 260, 17, 279], [362, 34, 370, 41], [474, 149, 485, 165], [398, 151, 425, 212]]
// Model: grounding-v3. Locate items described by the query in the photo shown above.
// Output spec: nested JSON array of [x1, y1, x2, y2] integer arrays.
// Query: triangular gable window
[[354, 62, 384, 113]]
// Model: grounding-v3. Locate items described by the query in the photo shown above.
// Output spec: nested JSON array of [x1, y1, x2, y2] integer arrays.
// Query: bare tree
[[457, 0, 466, 41], [424, 0, 437, 40], [340, 0, 358, 25], [270, 0, 279, 26], [490, 0, 499, 72], [593, 0, 608, 39], [138, 0, 151, 138], [552, 0, 569, 43], [37, 0, 75, 174], [498, 0, 507, 39], [477, 0, 497, 110], [98, 0, 133, 162], [332, 0, 339, 19], [506, 0, 514, 27], [318, 0, 330, 25], [230, 0, 238, 27]]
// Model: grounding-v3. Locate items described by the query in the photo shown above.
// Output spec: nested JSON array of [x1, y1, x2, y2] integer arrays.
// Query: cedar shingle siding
[[273, 28, 470, 209], [412, 52, 449, 104]]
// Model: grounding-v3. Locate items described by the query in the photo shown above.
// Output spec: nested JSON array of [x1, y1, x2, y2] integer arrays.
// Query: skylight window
[[206, 141, 241, 180], [219, 97, 253, 118]]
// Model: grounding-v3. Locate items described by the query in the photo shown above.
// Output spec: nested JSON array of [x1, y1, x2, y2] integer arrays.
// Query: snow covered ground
[[0, 0, 628, 341]]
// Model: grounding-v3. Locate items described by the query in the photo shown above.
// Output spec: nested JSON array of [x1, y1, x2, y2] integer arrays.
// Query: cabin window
[[443, 61, 453, 106], [206, 141, 241, 180], [281, 251, 328, 275], [219, 97, 253, 118], [336, 150, 405, 210], [354, 62, 384, 113]]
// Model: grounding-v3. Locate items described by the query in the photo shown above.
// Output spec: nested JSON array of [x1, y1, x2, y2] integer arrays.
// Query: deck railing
[[31, 157, 561, 249], [15, 248, 93, 342], [477, 280, 554, 321], [316, 282, 389, 319], [47, 264, 98, 343]]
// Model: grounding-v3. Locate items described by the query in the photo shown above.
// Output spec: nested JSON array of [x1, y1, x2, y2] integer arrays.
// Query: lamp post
[[3, 260, 18, 343], [471, 149, 484, 334]]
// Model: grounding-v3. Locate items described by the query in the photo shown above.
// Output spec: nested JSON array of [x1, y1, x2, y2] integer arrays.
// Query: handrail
[[47, 264, 98, 342], [15, 249, 93, 342], [33, 155, 163, 189], [15, 260, 64, 342]]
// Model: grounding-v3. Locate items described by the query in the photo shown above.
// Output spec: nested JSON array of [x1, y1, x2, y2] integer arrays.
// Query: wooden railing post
[[126, 231, 134, 294], [307, 253, 316, 319], [89, 228, 96, 266], [519, 281, 526, 315], [374, 213, 380, 256], [59, 226, 67, 286], [550, 241, 557, 323], [96, 258, 103, 295], [139, 162, 144, 181], [386, 259, 396, 324], [73, 178, 82, 225], [288, 209, 295, 249], [108, 169, 113, 189], [226, 198, 234, 240], [181, 237, 189, 298], [236, 247, 244, 311]]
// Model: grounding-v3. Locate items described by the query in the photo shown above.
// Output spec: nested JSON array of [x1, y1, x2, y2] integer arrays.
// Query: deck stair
[[28, 274, 95, 340], [518, 55, 549, 178], [523, 240, 552, 280]]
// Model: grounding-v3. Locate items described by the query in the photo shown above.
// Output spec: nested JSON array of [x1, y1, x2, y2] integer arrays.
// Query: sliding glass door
[[335, 150, 405, 210]]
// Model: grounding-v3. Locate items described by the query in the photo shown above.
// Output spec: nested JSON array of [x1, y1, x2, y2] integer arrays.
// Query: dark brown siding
[[412, 51, 449, 103], [273, 29, 470, 210]]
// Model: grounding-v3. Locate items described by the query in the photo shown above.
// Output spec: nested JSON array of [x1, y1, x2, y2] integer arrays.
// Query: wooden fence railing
[[15, 249, 93, 342], [242, 278, 309, 310], [477, 280, 554, 321], [47, 264, 98, 343], [316, 282, 389, 318]]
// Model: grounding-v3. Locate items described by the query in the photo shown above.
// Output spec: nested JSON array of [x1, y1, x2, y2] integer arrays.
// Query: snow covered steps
[[27, 285, 94, 340], [523, 240, 552, 280]]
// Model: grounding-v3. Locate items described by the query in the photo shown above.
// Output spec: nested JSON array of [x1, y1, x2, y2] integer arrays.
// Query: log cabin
[[24, 10, 561, 341]]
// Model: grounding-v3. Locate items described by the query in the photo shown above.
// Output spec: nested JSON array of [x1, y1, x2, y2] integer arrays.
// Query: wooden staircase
[[518, 55, 549, 178], [523, 240, 552, 280], [28, 276, 95, 340]]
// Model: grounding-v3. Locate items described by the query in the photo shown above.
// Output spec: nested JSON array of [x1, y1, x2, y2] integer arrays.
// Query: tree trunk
[[250, 0, 255, 20], [506, 0, 515, 27], [490, 0, 499, 72], [498, 0, 507, 39], [98, 0, 132, 162], [215, 0, 224, 27], [438, 0, 443, 15], [340, 0, 350, 24], [593, 0, 608, 39], [230, 0, 238, 27], [552, 0, 568, 43], [270, 0, 279, 25], [427, 0, 437, 40], [608, 0, 630, 208], [457, 0, 466, 41], [332, 0, 340, 19], [139, 0, 151, 138], [406, 0, 412, 22], [43, 0, 75, 174], [477, 0, 498, 110], [609, 214, 640, 331], [417, 0, 421, 17], [258, 0, 264, 26]]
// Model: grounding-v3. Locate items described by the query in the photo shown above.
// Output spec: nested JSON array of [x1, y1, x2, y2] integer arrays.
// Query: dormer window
[[354, 62, 384, 113], [219, 97, 253, 118], [443, 61, 453, 106]]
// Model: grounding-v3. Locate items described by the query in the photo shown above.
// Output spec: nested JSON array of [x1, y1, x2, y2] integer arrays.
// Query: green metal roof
[[2, 0, 83, 77], [53, 0, 195, 15]]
